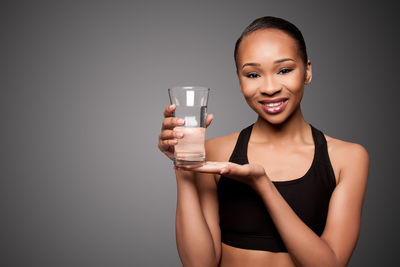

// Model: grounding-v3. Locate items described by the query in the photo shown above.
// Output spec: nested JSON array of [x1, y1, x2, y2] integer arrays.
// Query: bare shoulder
[[324, 134, 369, 162], [324, 134, 370, 184], [205, 131, 240, 162]]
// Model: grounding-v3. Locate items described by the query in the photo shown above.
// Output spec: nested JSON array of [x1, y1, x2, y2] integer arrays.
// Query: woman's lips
[[260, 98, 289, 114]]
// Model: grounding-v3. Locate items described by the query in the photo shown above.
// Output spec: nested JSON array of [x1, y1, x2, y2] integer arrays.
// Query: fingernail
[[220, 168, 228, 175], [176, 132, 183, 138], [170, 104, 176, 109], [177, 119, 185, 125]]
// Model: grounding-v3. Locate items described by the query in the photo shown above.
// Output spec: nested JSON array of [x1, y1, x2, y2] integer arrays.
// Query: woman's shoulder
[[205, 131, 241, 162], [324, 133, 369, 183], [324, 134, 369, 159]]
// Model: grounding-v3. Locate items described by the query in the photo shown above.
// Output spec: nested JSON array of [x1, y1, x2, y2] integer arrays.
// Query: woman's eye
[[278, 68, 293, 75], [246, 72, 260, 79]]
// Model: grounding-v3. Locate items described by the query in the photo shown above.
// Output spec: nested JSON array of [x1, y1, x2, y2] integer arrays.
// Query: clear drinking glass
[[168, 86, 210, 166]]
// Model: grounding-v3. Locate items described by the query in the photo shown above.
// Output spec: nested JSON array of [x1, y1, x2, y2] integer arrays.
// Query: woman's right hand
[[158, 104, 213, 160]]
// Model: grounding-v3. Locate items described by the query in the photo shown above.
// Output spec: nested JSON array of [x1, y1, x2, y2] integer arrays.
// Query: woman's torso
[[206, 124, 341, 267]]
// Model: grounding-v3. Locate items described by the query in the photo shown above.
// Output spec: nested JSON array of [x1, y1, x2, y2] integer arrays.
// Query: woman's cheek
[[242, 86, 258, 100], [284, 77, 304, 94], [240, 79, 258, 96]]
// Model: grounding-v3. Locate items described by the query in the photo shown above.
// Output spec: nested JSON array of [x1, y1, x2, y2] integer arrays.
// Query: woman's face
[[236, 28, 312, 125]]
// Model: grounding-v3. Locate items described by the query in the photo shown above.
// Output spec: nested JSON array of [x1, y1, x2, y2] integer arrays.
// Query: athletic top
[[217, 124, 336, 252]]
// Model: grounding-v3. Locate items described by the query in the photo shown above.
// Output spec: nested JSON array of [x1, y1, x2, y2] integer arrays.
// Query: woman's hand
[[158, 104, 213, 160], [177, 161, 270, 193]]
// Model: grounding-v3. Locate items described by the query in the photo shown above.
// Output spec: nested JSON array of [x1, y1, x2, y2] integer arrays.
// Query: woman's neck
[[252, 108, 311, 145]]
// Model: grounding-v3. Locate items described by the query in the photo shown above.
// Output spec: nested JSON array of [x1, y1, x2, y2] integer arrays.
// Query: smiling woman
[[158, 16, 369, 267]]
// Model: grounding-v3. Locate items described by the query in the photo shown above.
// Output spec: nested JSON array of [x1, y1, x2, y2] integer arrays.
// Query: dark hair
[[234, 16, 308, 69]]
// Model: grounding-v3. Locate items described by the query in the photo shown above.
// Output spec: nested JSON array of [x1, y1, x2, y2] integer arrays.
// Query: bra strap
[[310, 124, 337, 189], [229, 124, 253, 163]]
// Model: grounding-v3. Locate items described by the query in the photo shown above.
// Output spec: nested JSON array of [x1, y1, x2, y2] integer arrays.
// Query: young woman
[[158, 16, 369, 267]]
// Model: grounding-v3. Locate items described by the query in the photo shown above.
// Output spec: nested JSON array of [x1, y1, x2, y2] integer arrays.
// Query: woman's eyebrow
[[274, 58, 296, 64], [241, 58, 296, 69], [241, 62, 260, 69]]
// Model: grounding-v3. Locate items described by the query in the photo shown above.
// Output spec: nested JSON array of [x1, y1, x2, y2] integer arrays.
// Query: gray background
[[1, 0, 398, 266]]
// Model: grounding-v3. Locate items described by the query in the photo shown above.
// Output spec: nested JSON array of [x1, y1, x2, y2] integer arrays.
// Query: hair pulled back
[[234, 16, 308, 69]]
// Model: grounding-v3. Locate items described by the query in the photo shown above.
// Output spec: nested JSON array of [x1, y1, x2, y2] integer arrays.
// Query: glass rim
[[168, 86, 210, 92]]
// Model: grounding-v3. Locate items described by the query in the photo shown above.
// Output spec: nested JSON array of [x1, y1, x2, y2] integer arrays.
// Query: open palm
[[177, 161, 268, 191]]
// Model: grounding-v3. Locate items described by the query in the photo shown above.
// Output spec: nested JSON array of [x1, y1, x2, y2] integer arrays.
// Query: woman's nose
[[259, 76, 281, 95]]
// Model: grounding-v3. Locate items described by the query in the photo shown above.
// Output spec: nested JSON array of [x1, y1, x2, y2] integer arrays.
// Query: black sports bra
[[217, 124, 336, 252]]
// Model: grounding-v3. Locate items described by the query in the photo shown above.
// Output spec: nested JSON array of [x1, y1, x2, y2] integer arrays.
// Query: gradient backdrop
[[1, 0, 399, 266]]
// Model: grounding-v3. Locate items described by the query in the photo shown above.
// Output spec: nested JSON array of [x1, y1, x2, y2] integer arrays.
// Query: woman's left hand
[[176, 161, 270, 192]]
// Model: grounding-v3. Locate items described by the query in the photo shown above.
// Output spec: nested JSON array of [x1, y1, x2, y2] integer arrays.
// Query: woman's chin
[[265, 117, 287, 125], [255, 114, 286, 125]]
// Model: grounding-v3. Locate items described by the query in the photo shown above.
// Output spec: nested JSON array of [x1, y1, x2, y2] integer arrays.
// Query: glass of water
[[168, 86, 210, 166]]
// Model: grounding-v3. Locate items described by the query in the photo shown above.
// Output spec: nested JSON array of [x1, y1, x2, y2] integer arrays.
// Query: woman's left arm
[[255, 143, 369, 267], [179, 143, 369, 267]]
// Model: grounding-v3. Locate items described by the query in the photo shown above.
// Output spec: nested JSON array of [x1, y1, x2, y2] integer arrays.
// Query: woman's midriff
[[219, 243, 296, 267]]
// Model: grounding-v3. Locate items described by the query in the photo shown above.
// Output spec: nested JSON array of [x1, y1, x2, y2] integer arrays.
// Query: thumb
[[220, 163, 250, 177], [205, 114, 213, 128]]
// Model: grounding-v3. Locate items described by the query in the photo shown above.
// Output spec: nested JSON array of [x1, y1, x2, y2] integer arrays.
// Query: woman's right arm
[[158, 105, 220, 267], [175, 169, 221, 267]]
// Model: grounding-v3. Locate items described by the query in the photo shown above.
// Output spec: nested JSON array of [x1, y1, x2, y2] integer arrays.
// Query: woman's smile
[[259, 98, 289, 114]]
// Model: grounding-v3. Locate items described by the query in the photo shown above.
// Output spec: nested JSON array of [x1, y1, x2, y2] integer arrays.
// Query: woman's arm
[[255, 143, 369, 267], [175, 138, 227, 266], [158, 105, 219, 266], [237, 143, 369, 267], [175, 170, 221, 267]]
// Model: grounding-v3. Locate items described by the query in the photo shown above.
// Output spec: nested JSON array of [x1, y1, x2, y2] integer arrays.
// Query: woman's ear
[[304, 60, 312, 85]]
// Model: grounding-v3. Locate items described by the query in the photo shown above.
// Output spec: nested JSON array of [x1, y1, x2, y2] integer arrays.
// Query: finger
[[177, 161, 230, 174], [158, 139, 178, 152], [159, 129, 184, 140], [164, 149, 174, 160], [220, 163, 251, 176], [162, 117, 185, 130], [163, 104, 176, 118], [220, 163, 265, 179], [205, 114, 213, 128]]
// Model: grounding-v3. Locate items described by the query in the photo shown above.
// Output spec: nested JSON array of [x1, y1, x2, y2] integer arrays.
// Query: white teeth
[[265, 101, 283, 107]]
